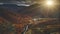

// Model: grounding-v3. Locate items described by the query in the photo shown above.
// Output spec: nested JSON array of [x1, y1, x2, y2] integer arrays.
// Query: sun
[[45, 0, 54, 6], [46, 1, 53, 6]]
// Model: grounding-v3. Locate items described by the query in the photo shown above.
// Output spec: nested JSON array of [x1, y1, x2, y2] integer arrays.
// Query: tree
[[0, 17, 16, 34]]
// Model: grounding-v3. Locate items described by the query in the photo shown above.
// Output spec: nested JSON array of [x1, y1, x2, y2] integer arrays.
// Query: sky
[[0, 0, 60, 18]]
